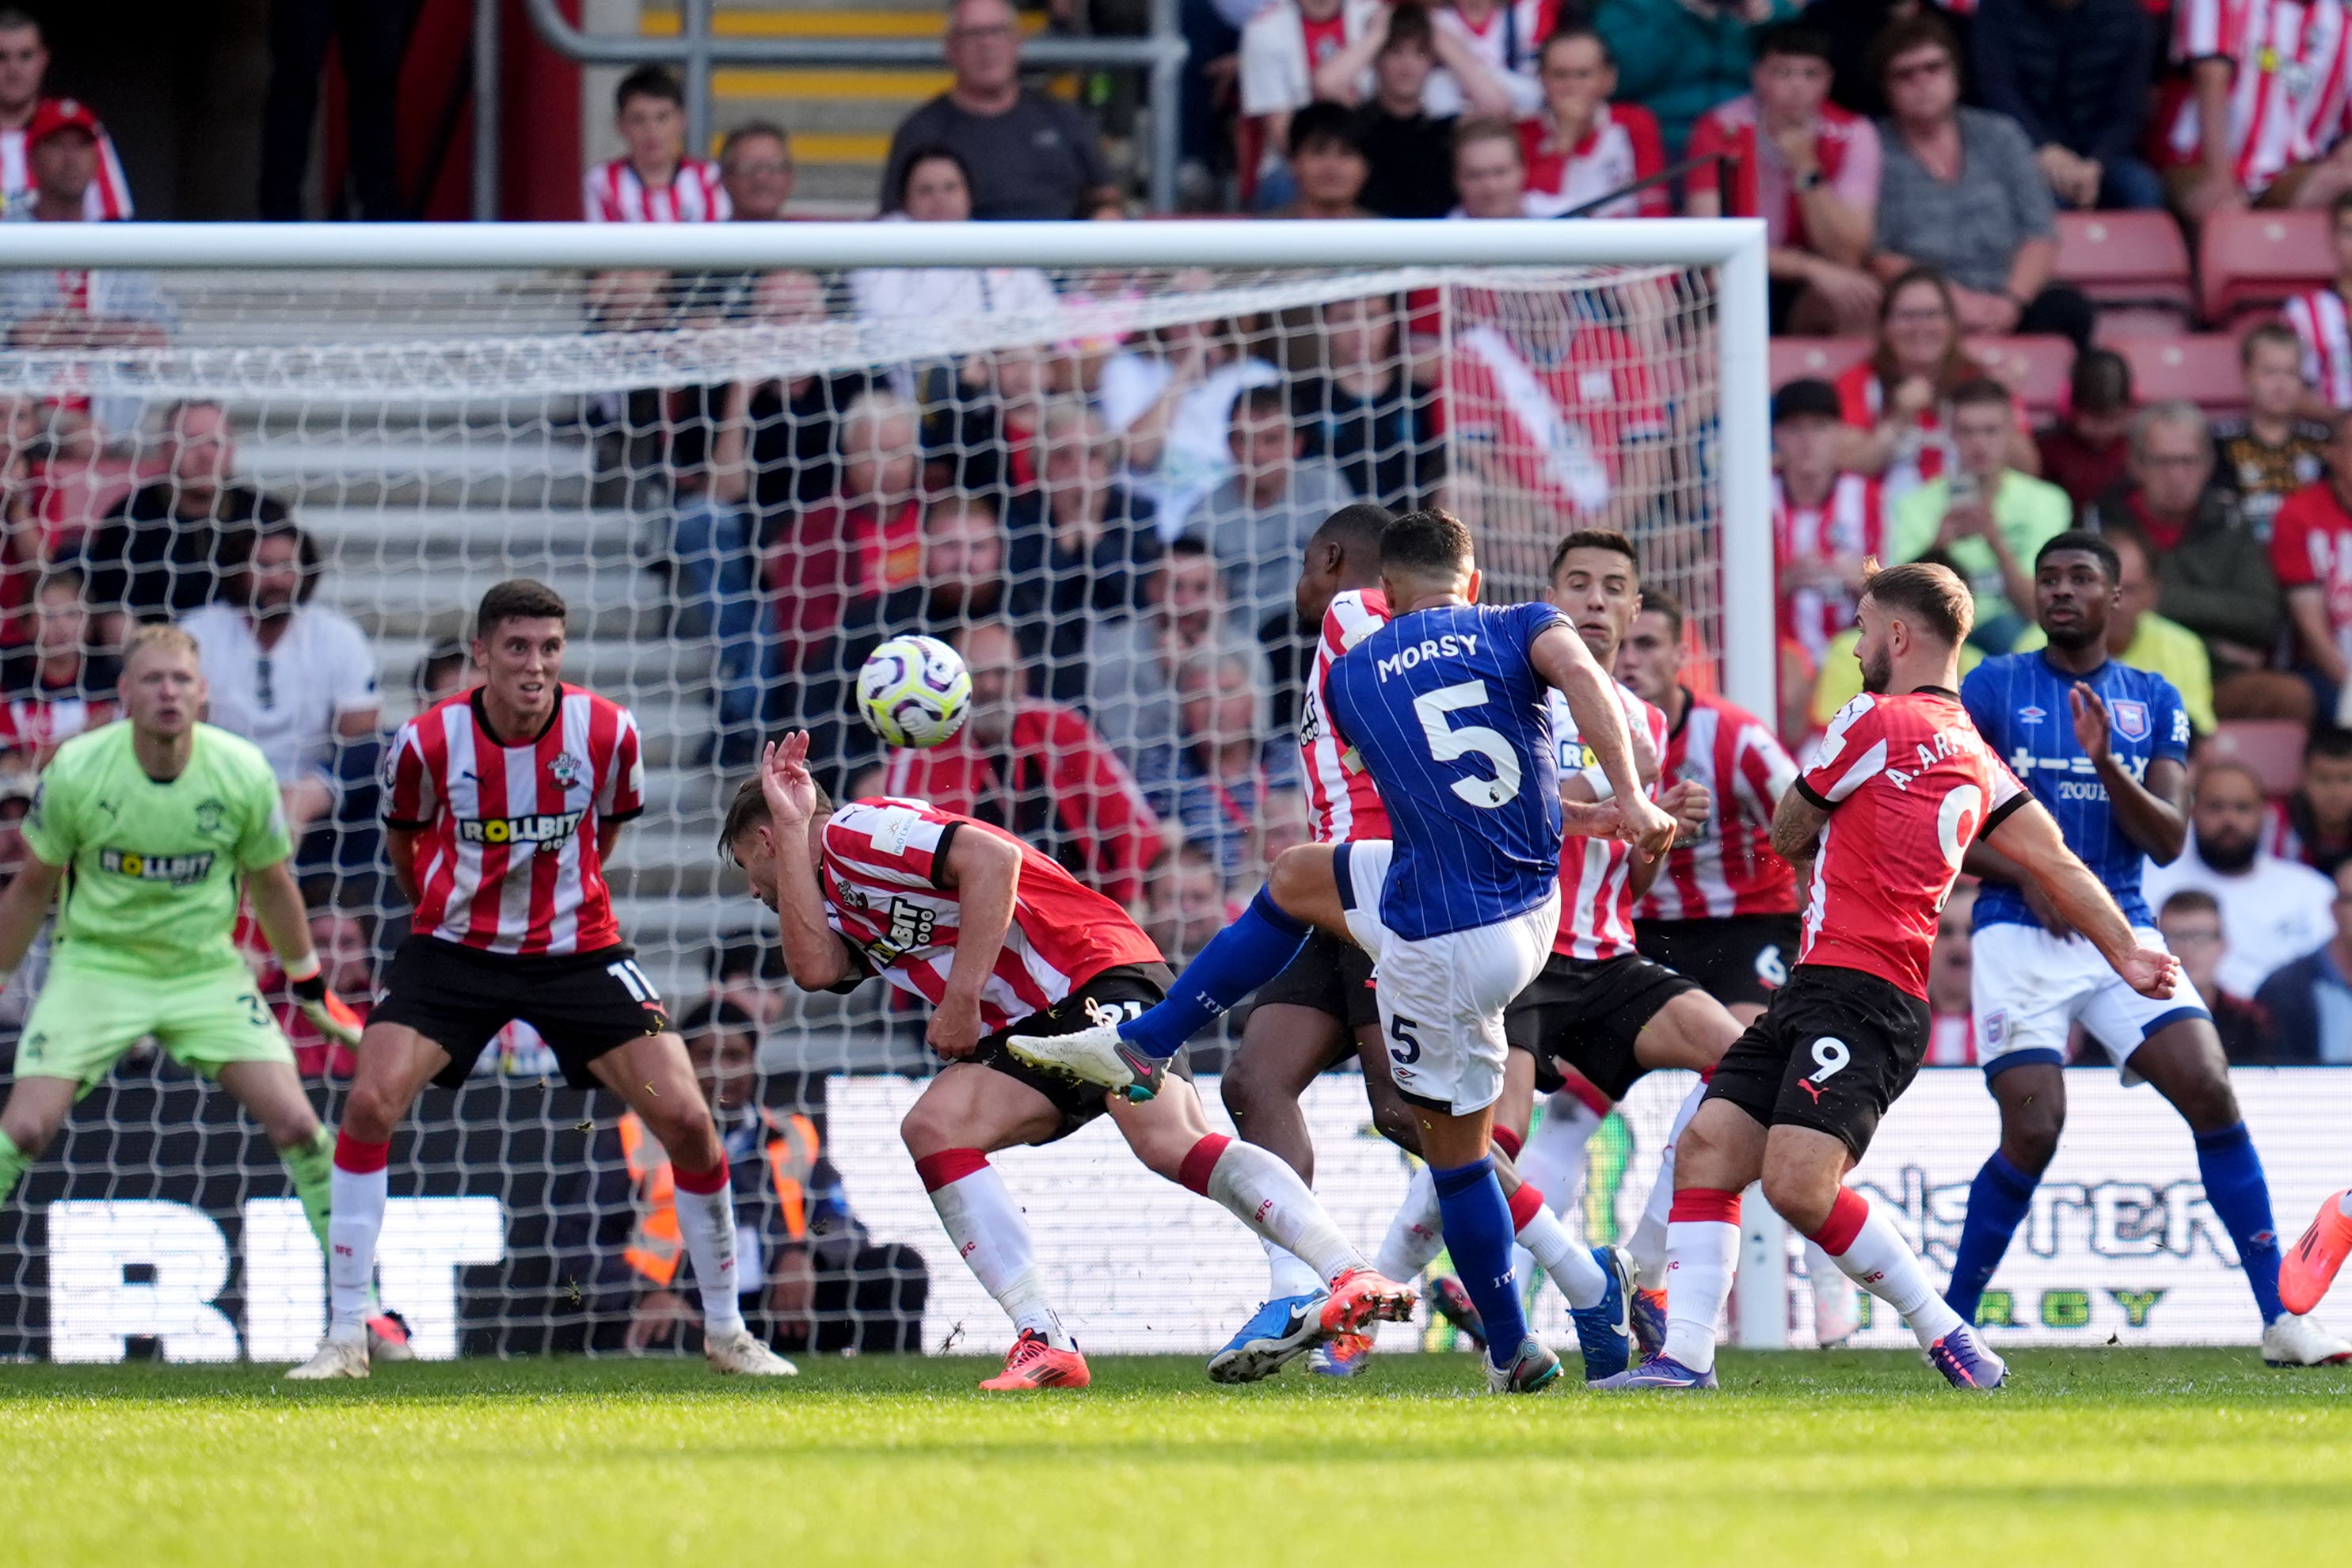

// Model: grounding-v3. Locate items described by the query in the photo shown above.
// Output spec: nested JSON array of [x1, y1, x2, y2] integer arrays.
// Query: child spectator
[[584, 66, 726, 222], [1521, 25, 1668, 219], [1355, 4, 1463, 219], [1239, 0, 1385, 203], [1771, 378, 1885, 679], [1274, 103, 1375, 219], [2213, 322, 2332, 541], [2265, 727, 2352, 878]]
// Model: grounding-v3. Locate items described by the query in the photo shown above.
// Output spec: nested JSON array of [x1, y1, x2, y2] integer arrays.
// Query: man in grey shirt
[[879, 0, 1117, 220], [1188, 386, 1362, 634], [1866, 12, 2092, 347]]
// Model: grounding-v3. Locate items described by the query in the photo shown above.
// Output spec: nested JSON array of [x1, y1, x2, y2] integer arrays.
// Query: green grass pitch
[[6, 1349, 2349, 1566]]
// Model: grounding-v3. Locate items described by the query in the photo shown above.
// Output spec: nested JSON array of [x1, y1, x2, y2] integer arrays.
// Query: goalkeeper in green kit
[[0, 625, 400, 1346]]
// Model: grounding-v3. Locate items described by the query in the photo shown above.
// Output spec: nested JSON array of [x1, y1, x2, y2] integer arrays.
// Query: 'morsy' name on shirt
[[1374, 632, 1481, 680]]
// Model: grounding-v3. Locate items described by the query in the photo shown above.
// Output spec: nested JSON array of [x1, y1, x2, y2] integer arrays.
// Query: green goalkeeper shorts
[[15, 963, 295, 1092]]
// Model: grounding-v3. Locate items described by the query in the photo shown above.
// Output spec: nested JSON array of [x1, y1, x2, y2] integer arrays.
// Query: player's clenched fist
[[2119, 946, 2183, 1001], [1618, 794, 1680, 858]]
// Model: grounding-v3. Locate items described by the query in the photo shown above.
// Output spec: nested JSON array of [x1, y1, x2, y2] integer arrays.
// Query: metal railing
[[506, 0, 1189, 219]]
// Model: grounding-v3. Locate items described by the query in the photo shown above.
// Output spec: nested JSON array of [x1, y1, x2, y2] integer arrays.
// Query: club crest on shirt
[[547, 751, 583, 788], [194, 799, 225, 835], [2110, 699, 2150, 742]]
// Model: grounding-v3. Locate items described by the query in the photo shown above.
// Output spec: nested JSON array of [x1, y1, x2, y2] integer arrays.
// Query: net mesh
[[0, 254, 1752, 1361]]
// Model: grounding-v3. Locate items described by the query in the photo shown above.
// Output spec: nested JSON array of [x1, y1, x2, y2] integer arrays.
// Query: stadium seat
[[2110, 334, 2248, 417], [2206, 719, 2307, 797], [1770, 336, 1871, 388], [1963, 335, 2076, 420], [2198, 208, 2334, 325], [2054, 211, 2194, 327]]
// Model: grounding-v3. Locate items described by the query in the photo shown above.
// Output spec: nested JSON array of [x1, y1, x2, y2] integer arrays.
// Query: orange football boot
[[979, 1329, 1091, 1390], [2282, 1190, 2352, 1316]]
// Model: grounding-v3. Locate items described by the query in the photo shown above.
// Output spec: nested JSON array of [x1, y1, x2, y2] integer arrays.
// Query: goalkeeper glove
[[286, 955, 364, 1047]]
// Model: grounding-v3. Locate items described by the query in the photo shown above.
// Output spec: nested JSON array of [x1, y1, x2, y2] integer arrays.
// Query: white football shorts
[[1971, 920, 2210, 1079], [1334, 839, 1560, 1116]]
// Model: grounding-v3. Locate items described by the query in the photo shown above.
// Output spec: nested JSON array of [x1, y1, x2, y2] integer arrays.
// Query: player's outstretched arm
[[0, 853, 62, 976], [1985, 798, 2183, 999], [928, 827, 1023, 1061], [1529, 624, 1676, 854], [762, 736, 853, 992], [248, 858, 362, 1046]]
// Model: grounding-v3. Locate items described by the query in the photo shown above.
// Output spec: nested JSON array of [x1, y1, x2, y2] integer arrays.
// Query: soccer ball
[[857, 635, 972, 748]]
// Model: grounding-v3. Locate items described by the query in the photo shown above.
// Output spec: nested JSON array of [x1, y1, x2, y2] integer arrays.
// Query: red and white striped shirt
[[1520, 102, 1669, 219], [2167, 0, 2352, 194], [2286, 285, 2352, 408], [1834, 363, 1953, 504], [1547, 680, 1669, 961], [582, 158, 730, 223], [0, 111, 132, 222], [1636, 689, 1800, 921], [1775, 471, 1886, 671], [1924, 1011, 1977, 1066], [384, 686, 645, 957], [1448, 322, 1666, 519], [818, 797, 1164, 1028], [1301, 586, 1393, 844]]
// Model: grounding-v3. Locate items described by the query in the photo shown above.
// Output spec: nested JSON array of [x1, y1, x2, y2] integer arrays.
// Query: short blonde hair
[[124, 622, 200, 668]]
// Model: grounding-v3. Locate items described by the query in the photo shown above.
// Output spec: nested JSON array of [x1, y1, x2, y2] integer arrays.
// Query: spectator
[[0, 12, 128, 220], [1802, 0, 1962, 121], [1449, 116, 1539, 217], [2270, 415, 2352, 717], [1004, 398, 1164, 696], [1275, 102, 1375, 219], [1970, 0, 2157, 210], [1292, 294, 1441, 513], [2083, 402, 2285, 699], [2012, 524, 2219, 734], [1239, 0, 1384, 204], [2213, 322, 2331, 540], [706, 942, 787, 1030], [881, 0, 1115, 221], [1520, 25, 1669, 220], [1686, 23, 1882, 334], [2164, 0, 2352, 224], [1591, 0, 1798, 158], [718, 121, 794, 222], [1095, 277, 1281, 531], [880, 619, 1163, 905], [1305, 0, 1526, 127], [78, 401, 287, 635], [1890, 377, 2072, 650], [0, 566, 116, 769], [2159, 889, 2278, 1064], [2145, 760, 2337, 997], [1833, 268, 2036, 501], [767, 390, 927, 705], [2265, 726, 2352, 878], [1261, 785, 1311, 862], [1355, 4, 1464, 219], [2037, 348, 2136, 513], [2254, 861, 2352, 1064], [849, 147, 1061, 333], [1142, 840, 1231, 965], [1867, 14, 2092, 348], [1189, 386, 1361, 632], [260, 0, 407, 219], [2286, 189, 2352, 413], [583, 67, 727, 223], [1924, 880, 1977, 1064], [1772, 378, 1885, 681], [1139, 645, 1301, 885], [413, 637, 469, 706], [1087, 539, 1267, 776], [181, 519, 381, 843]]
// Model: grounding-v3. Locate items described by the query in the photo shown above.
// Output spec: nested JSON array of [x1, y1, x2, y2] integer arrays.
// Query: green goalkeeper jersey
[[21, 720, 293, 980]]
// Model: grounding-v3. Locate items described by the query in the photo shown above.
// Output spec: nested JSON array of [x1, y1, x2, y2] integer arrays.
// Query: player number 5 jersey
[[1793, 689, 2028, 999], [384, 686, 645, 957]]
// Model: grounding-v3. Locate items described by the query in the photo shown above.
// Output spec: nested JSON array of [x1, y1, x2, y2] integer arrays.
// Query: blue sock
[[1120, 886, 1310, 1059], [1430, 1156, 1528, 1371], [1946, 1151, 2038, 1323], [2196, 1122, 2285, 1324]]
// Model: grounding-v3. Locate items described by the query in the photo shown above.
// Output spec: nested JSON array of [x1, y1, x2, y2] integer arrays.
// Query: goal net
[[0, 223, 1840, 1364]]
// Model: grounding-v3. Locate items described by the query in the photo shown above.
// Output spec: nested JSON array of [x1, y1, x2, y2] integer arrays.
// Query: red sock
[[1668, 1187, 1742, 1225], [1178, 1134, 1231, 1196], [1491, 1125, 1524, 1160], [1806, 1186, 1870, 1255], [672, 1156, 729, 1196], [333, 1131, 389, 1174], [913, 1147, 991, 1192], [1506, 1180, 1545, 1231]]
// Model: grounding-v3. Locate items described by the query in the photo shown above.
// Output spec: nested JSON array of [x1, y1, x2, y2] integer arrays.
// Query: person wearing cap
[[13, 97, 103, 224], [1772, 376, 1885, 683], [0, 13, 131, 222]]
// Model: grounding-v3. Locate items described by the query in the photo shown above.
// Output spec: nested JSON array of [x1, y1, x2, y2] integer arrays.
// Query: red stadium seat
[[2054, 211, 2194, 326], [2110, 334, 2247, 417], [1770, 336, 1871, 388], [2198, 208, 2334, 325], [1964, 335, 2076, 420], [2206, 720, 2307, 797]]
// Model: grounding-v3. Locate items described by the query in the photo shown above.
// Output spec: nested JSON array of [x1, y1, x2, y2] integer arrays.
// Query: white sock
[[1805, 1240, 1859, 1345], [1374, 1163, 1446, 1281], [1816, 1191, 1963, 1351], [1513, 1188, 1608, 1308], [325, 1159, 386, 1341], [1518, 1090, 1603, 1227], [1632, 1082, 1708, 1289], [1264, 1237, 1326, 1300], [670, 1166, 749, 1338], [1196, 1137, 1364, 1281], [923, 1154, 1071, 1349], [1657, 1188, 1743, 1373]]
